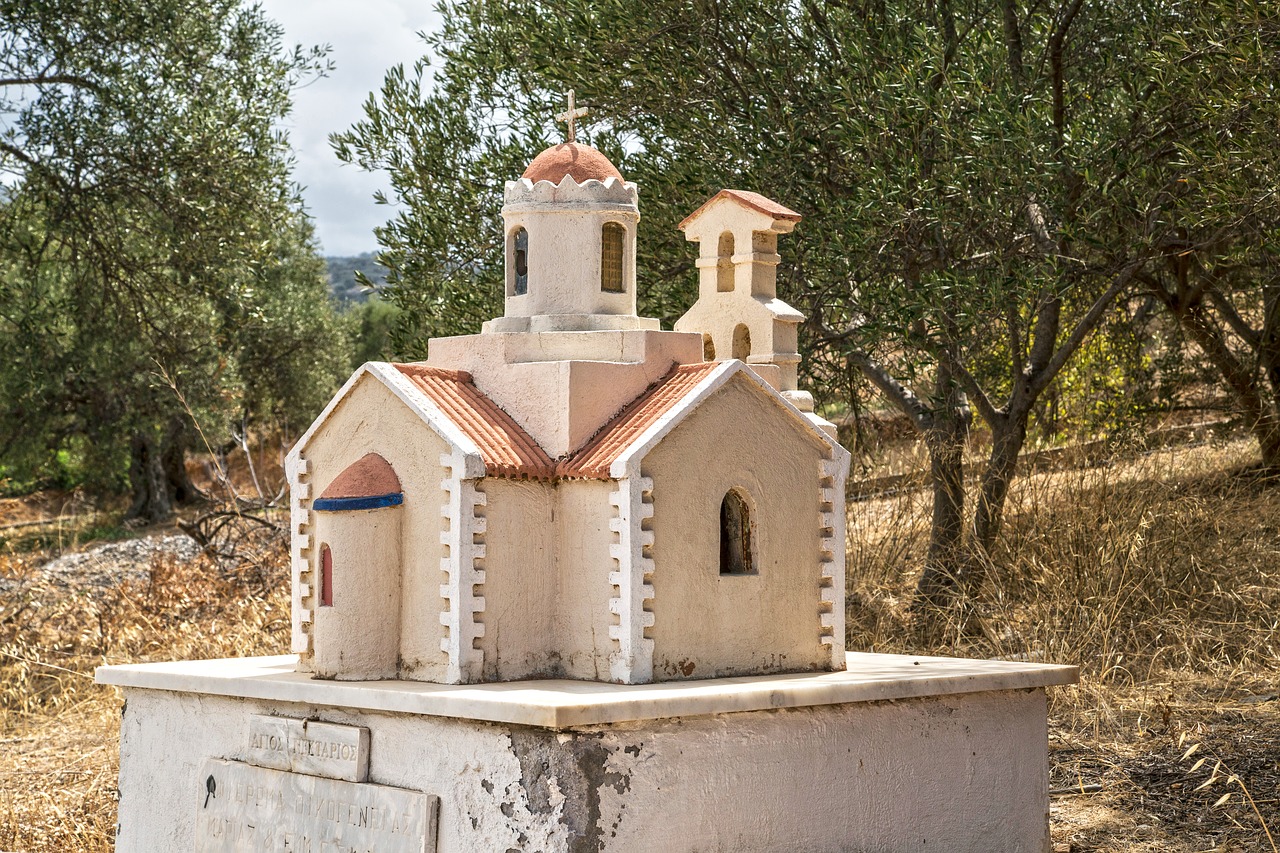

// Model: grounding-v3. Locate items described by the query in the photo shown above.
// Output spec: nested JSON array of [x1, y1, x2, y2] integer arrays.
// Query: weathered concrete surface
[[114, 686, 1052, 853]]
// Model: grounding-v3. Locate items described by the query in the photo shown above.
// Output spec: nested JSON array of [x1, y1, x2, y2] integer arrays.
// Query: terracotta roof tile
[[522, 143, 624, 184], [557, 362, 720, 479], [678, 189, 802, 230], [320, 452, 401, 498], [394, 364, 556, 480]]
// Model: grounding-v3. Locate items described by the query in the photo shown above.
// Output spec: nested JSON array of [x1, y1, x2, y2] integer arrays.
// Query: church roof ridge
[[678, 189, 802, 231]]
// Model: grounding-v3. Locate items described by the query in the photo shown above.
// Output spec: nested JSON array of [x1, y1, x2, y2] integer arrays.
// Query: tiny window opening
[[513, 227, 529, 295], [716, 231, 734, 292], [731, 323, 751, 360], [601, 222, 625, 293], [320, 544, 334, 607], [719, 489, 755, 575]]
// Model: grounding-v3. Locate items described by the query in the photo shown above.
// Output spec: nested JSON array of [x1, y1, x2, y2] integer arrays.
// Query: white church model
[[98, 106, 1076, 853], [285, 140, 848, 687]]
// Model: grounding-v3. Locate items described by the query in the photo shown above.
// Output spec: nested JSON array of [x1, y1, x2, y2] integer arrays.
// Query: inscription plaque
[[195, 759, 438, 853], [247, 715, 370, 782]]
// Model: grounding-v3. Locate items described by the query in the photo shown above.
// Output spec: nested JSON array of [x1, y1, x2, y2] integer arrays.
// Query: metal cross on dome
[[556, 89, 588, 143]]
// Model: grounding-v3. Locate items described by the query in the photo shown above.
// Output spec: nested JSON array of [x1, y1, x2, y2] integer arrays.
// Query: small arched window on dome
[[511, 227, 529, 296], [719, 489, 756, 575], [716, 231, 734, 292], [601, 222, 625, 293]]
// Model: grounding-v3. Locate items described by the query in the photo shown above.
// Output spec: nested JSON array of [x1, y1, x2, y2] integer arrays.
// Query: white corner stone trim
[[286, 454, 313, 658], [607, 476, 655, 684], [819, 454, 848, 667], [438, 449, 487, 684]]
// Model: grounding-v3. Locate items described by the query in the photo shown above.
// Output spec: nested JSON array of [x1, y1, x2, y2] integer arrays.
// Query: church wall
[[301, 377, 452, 682], [556, 479, 621, 681], [475, 478, 558, 680], [644, 377, 830, 679]]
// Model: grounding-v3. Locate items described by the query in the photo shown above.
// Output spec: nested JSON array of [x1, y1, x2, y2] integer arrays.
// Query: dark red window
[[320, 544, 334, 607]]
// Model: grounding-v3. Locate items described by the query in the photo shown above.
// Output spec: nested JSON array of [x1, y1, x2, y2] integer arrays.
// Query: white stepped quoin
[[287, 454, 313, 663], [608, 475, 656, 684], [438, 449, 487, 684], [818, 454, 848, 668]]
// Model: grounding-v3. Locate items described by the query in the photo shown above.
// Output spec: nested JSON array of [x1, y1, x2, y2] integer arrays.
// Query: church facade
[[285, 141, 849, 686]]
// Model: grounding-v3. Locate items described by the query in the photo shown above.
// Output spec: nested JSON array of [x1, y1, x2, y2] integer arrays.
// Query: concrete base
[[99, 653, 1075, 852]]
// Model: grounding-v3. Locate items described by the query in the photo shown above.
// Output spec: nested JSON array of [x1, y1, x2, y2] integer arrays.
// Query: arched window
[[512, 227, 529, 295], [716, 231, 734, 292], [731, 323, 751, 360], [719, 489, 755, 575], [601, 222, 625, 293], [702, 333, 716, 361], [320, 544, 334, 607]]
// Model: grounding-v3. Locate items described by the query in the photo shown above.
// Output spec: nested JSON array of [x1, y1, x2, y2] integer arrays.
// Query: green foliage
[[0, 0, 349, 506], [346, 297, 402, 367]]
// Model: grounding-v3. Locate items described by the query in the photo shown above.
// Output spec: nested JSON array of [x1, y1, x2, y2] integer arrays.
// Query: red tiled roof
[[557, 362, 721, 479], [320, 452, 401, 498], [394, 361, 720, 482], [394, 364, 556, 480], [522, 143, 624, 184], [678, 189, 802, 230]]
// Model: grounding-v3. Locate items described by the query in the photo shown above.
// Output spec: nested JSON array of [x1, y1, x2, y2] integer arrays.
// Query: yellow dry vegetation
[[0, 437, 1276, 851], [0, 541, 289, 852]]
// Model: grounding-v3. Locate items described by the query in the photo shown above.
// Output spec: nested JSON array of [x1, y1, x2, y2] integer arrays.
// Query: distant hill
[[326, 253, 388, 304]]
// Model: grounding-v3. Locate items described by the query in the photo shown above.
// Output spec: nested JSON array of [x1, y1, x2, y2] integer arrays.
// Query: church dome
[[522, 143, 624, 184], [319, 452, 401, 500]]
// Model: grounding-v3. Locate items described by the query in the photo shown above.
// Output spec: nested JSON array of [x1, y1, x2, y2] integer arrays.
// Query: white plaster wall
[[644, 375, 831, 680], [312, 505, 402, 680], [302, 377, 452, 681], [503, 207, 638, 318], [113, 686, 1051, 853], [556, 480, 621, 681], [477, 478, 558, 680]]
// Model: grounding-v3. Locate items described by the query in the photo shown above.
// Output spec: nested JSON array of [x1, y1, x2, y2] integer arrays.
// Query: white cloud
[[258, 0, 441, 255]]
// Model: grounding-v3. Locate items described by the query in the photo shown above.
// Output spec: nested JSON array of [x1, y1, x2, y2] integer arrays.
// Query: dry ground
[[0, 438, 1277, 851]]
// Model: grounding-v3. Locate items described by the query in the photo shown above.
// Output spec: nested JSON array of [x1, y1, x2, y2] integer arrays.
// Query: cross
[[556, 89, 588, 143]]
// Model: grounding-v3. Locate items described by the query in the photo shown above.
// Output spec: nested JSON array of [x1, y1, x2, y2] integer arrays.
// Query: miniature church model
[[99, 98, 1075, 853], [285, 136, 849, 686]]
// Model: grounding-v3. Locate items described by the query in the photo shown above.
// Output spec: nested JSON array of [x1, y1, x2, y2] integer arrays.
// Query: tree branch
[[847, 350, 930, 431], [946, 353, 1002, 427], [0, 74, 104, 93], [1030, 259, 1143, 398]]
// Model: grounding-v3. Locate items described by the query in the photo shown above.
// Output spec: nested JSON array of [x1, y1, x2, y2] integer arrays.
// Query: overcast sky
[[258, 0, 443, 256]]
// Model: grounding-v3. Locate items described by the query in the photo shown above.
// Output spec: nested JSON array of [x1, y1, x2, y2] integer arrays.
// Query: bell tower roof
[[522, 142, 624, 185]]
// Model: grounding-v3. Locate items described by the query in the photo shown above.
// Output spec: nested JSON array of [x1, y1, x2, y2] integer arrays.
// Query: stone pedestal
[[97, 652, 1075, 853]]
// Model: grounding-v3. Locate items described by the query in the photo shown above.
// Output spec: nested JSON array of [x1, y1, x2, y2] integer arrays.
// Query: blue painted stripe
[[313, 493, 403, 512]]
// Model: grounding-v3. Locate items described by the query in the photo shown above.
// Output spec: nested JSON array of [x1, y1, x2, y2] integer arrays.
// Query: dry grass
[[1, 437, 1277, 850], [0, 531, 289, 852], [849, 436, 1280, 851]]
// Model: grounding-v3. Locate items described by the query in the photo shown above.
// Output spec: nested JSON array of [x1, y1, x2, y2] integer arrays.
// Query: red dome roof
[[522, 143, 624, 184], [320, 453, 401, 499]]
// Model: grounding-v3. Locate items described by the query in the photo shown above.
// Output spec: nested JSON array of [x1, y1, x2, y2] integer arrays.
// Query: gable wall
[[643, 376, 829, 680], [301, 377, 452, 681]]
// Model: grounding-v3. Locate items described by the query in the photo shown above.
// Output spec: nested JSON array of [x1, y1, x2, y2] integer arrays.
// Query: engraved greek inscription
[[194, 759, 437, 853]]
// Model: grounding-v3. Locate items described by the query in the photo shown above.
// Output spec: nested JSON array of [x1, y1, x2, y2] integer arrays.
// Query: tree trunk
[[160, 414, 197, 503], [973, 416, 1028, 556], [127, 432, 174, 522], [126, 417, 197, 523], [914, 365, 971, 610], [1180, 303, 1280, 468], [915, 426, 967, 608]]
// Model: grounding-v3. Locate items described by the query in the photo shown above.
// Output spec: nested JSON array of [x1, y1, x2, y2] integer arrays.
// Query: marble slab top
[[96, 652, 1078, 730]]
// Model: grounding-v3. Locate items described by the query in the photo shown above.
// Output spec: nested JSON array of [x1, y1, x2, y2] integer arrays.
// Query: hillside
[[325, 253, 388, 304]]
